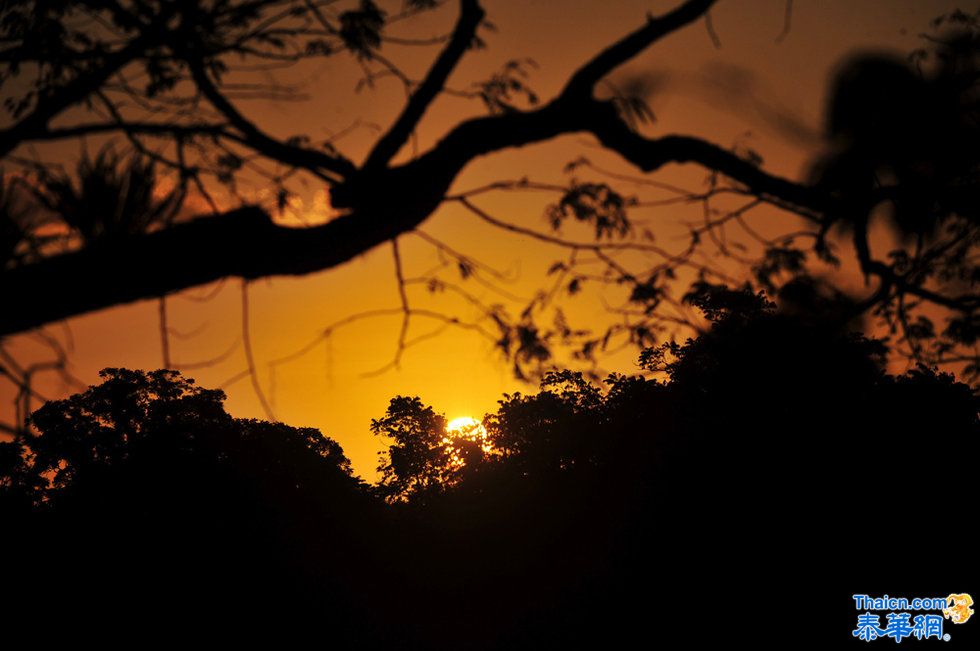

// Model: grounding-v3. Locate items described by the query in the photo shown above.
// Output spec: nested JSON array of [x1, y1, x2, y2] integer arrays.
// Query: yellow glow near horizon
[[446, 416, 485, 435], [0, 1, 955, 482], [444, 417, 494, 462]]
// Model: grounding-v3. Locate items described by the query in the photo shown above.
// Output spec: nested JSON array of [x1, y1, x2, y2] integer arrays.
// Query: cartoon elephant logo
[[943, 594, 974, 624]]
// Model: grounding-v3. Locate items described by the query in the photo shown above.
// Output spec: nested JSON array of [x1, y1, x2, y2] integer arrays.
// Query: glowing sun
[[444, 417, 493, 456]]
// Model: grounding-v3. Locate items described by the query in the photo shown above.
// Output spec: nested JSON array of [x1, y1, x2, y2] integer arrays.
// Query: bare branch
[[390, 238, 411, 370], [0, 30, 159, 156], [562, 0, 716, 97], [583, 109, 829, 220], [265, 306, 498, 382], [455, 196, 693, 265], [364, 0, 485, 169], [174, 339, 241, 371], [775, 0, 795, 44], [703, 10, 722, 48], [240, 280, 275, 421], [187, 59, 356, 181], [32, 121, 232, 142], [158, 296, 172, 369]]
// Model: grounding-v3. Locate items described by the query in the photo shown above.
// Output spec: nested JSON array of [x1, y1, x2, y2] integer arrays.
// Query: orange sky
[[1, 0, 962, 478]]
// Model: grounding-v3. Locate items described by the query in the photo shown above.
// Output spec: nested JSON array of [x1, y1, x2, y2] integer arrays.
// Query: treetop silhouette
[[3, 294, 976, 645]]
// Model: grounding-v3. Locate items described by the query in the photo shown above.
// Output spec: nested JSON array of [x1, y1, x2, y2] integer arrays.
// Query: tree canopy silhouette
[[2, 290, 977, 645], [2, 366, 383, 639], [0, 1, 977, 411], [371, 394, 453, 501], [1, 3, 979, 643]]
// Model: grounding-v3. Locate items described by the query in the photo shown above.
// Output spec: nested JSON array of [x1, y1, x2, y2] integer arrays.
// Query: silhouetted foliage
[[2, 368, 379, 641], [1, 0, 976, 393], [33, 146, 183, 243], [4, 296, 975, 646], [371, 395, 451, 501], [804, 16, 980, 374], [816, 36, 978, 239], [1, 2, 979, 645]]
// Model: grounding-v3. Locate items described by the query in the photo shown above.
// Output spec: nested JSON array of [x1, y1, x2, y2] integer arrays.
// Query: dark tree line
[[0, 2, 977, 646], [2, 288, 976, 646]]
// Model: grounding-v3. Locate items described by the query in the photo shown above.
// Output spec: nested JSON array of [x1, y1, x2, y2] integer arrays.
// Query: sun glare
[[447, 416, 484, 435], [444, 416, 494, 459]]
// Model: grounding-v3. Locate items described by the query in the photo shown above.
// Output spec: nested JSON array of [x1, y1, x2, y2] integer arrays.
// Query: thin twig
[[158, 296, 171, 369], [240, 281, 275, 420], [391, 239, 411, 370]]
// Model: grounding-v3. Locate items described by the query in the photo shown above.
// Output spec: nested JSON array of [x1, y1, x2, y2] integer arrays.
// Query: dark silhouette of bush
[[2, 368, 386, 643], [371, 287, 978, 648], [2, 298, 976, 647]]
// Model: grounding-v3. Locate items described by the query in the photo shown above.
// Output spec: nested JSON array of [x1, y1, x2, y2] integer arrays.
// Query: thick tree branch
[[584, 105, 831, 218], [412, 0, 719, 173], [1, 0, 839, 338], [0, 204, 427, 336], [364, 0, 485, 169], [562, 0, 717, 97]]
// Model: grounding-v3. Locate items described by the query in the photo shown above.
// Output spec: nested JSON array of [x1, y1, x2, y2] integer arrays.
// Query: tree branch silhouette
[[0, 0, 738, 336], [240, 280, 275, 421], [0, 31, 162, 157], [1, 0, 977, 379], [187, 58, 357, 181], [364, 0, 485, 169]]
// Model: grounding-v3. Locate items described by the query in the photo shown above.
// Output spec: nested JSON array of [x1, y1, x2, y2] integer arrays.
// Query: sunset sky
[[1, 0, 963, 478]]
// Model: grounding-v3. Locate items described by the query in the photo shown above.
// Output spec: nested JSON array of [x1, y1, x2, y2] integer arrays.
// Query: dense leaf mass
[[2, 294, 976, 647]]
